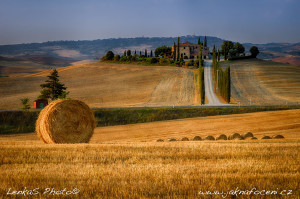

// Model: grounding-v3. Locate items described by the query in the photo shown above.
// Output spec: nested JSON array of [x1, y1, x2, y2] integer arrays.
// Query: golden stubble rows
[[0, 141, 299, 198]]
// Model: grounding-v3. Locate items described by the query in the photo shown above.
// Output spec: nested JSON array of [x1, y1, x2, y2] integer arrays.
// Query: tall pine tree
[[177, 37, 180, 61], [39, 69, 69, 101]]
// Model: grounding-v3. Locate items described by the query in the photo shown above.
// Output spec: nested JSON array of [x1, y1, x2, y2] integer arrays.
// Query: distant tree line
[[212, 46, 231, 103], [101, 47, 172, 65], [221, 41, 260, 60]]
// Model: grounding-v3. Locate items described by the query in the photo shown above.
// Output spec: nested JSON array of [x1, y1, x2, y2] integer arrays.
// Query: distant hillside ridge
[[0, 36, 299, 65], [0, 36, 223, 59]]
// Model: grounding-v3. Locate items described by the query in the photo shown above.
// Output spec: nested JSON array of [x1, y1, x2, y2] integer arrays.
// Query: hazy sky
[[0, 0, 299, 45]]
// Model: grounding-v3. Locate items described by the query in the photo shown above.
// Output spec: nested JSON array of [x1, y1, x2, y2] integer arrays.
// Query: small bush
[[114, 54, 120, 61], [148, 57, 159, 64], [119, 55, 128, 62]]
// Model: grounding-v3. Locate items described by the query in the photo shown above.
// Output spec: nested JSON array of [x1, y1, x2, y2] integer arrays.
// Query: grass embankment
[[0, 141, 298, 198], [1, 106, 300, 134]]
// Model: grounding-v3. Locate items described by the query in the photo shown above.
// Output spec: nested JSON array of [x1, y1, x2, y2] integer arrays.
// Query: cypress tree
[[150, 50, 153, 57], [140, 51, 142, 57], [201, 67, 205, 104], [145, 49, 148, 57], [227, 66, 231, 103], [217, 49, 220, 62], [173, 42, 176, 61], [198, 37, 200, 45], [177, 37, 180, 61], [199, 66, 205, 105], [204, 36, 207, 47], [124, 50, 126, 56], [199, 44, 202, 67], [127, 50, 131, 56], [134, 50, 137, 56]]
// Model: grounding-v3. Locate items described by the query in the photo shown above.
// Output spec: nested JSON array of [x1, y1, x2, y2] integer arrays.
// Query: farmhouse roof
[[179, 42, 199, 47]]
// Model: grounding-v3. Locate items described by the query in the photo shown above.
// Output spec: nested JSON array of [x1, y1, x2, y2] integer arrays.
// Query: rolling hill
[[0, 62, 196, 109], [220, 58, 300, 105]]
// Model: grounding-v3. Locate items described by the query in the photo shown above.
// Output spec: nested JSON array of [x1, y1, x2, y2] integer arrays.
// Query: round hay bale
[[156, 139, 164, 142], [216, 134, 227, 140], [228, 133, 243, 140], [192, 136, 202, 141], [241, 132, 254, 139], [272, 135, 285, 139], [204, 135, 215, 141], [36, 99, 96, 144], [168, 138, 177, 142], [251, 137, 258, 140], [261, 135, 272, 139], [181, 137, 189, 141]]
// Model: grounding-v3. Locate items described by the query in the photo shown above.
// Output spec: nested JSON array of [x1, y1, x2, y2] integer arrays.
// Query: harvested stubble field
[[0, 141, 299, 198], [0, 109, 299, 198], [0, 62, 195, 109], [220, 58, 300, 105]]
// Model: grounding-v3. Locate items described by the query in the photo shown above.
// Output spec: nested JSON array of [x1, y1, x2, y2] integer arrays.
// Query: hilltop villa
[[172, 42, 209, 59]]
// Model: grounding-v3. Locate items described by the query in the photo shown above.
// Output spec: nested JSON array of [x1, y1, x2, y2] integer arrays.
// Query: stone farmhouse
[[171, 42, 209, 59]]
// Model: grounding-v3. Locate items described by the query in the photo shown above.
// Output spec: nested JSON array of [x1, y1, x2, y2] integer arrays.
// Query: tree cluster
[[221, 41, 259, 60], [154, 45, 172, 57], [101, 48, 173, 66]]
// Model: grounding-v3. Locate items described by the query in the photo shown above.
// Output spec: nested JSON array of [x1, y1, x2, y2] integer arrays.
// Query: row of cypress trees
[[198, 45, 205, 104], [212, 45, 231, 103], [123, 49, 153, 57]]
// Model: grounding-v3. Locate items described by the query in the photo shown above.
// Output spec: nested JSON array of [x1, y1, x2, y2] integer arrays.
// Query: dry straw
[[262, 135, 272, 139], [192, 136, 202, 141], [241, 132, 254, 139], [228, 133, 243, 140], [216, 134, 227, 140], [36, 99, 96, 144], [273, 135, 285, 139], [204, 135, 215, 141]]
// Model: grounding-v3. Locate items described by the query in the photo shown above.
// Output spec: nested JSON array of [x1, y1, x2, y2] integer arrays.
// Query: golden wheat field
[[0, 141, 299, 198], [0, 109, 300, 198]]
